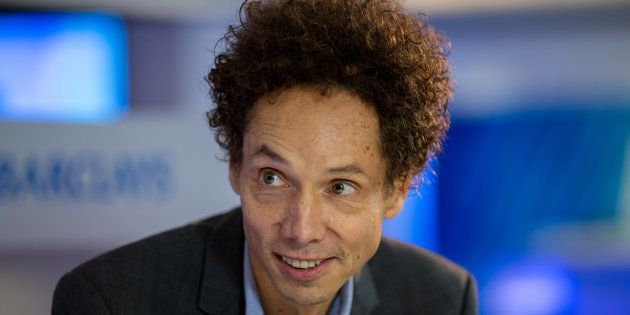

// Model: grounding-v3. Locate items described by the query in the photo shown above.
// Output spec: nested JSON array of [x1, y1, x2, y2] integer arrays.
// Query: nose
[[280, 189, 326, 246]]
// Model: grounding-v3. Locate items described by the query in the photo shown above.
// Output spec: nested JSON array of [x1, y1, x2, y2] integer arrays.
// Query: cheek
[[344, 212, 382, 268], [242, 200, 272, 244], [241, 189, 289, 240]]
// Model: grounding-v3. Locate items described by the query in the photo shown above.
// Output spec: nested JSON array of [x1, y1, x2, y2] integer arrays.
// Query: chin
[[278, 285, 333, 306]]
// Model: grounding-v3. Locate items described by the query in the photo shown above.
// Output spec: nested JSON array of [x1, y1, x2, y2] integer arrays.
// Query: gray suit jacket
[[53, 208, 477, 314]]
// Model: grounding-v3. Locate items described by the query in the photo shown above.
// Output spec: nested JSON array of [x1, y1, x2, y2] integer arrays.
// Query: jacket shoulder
[[71, 209, 234, 277], [53, 209, 238, 314], [368, 238, 477, 314]]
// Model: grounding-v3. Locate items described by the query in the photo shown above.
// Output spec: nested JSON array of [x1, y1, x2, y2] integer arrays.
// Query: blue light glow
[[484, 257, 577, 315], [0, 12, 127, 123], [382, 170, 438, 251]]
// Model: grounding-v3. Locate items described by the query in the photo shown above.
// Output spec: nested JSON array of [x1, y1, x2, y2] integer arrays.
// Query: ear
[[383, 177, 410, 219], [229, 161, 241, 195]]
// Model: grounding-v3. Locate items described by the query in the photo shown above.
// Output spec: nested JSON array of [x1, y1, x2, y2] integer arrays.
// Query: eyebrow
[[326, 165, 367, 178], [252, 144, 368, 178], [253, 144, 288, 164]]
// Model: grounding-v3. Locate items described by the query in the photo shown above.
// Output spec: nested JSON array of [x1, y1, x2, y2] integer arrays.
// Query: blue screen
[[0, 12, 127, 123]]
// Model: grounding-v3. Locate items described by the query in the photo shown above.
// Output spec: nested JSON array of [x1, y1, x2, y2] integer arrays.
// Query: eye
[[330, 182, 356, 196], [260, 169, 285, 187]]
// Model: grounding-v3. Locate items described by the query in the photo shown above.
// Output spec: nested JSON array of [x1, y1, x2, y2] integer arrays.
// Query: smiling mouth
[[281, 256, 324, 269]]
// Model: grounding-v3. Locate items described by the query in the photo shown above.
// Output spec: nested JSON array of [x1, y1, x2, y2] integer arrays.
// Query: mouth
[[281, 255, 323, 269], [275, 253, 332, 281]]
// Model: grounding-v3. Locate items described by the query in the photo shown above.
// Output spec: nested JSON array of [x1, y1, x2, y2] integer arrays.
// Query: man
[[53, 0, 477, 314]]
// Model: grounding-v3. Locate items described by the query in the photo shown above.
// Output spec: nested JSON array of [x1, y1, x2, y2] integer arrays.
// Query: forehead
[[243, 86, 383, 171], [249, 86, 376, 126]]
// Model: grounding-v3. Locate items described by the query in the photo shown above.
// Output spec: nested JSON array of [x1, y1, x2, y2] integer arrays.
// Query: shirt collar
[[243, 241, 353, 315]]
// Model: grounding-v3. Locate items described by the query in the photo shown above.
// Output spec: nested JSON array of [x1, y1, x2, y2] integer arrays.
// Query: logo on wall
[[0, 150, 175, 204]]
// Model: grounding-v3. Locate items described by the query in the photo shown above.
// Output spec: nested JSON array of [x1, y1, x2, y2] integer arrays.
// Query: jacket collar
[[350, 263, 380, 314], [198, 209, 246, 314]]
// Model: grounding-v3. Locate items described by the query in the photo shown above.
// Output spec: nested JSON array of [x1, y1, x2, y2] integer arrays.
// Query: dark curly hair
[[206, 0, 451, 189]]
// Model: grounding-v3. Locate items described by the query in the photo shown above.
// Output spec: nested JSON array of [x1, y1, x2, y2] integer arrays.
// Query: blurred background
[[1, 0, 629, 314]]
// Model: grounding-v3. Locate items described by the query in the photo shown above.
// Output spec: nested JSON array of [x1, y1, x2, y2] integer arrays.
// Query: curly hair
[[206, 0, 451, 189]]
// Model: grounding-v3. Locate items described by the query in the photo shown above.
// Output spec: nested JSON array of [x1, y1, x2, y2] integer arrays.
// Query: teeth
[[281, 256, 323, 269]]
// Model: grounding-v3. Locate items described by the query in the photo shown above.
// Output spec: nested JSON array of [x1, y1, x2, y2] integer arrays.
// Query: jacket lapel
[[198, 209, 246, 314], [350, 262, 380, 314]]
